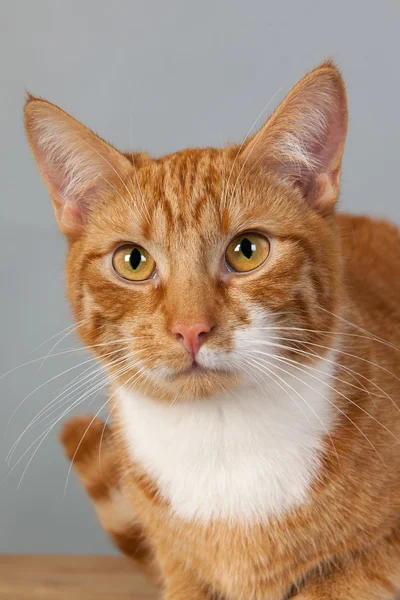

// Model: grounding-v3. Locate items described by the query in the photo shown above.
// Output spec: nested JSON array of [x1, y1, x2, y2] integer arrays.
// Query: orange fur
[[25, 62, 400, 599]]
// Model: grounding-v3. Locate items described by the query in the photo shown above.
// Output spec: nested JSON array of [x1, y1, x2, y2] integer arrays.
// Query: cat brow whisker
[[228, 145, 287, 206], [82, 141, 150, 225], [222, 86, 283, 213], [129, 107, 151, 225]]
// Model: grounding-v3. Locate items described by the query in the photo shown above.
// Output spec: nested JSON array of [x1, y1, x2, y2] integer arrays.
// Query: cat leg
[[60, 416, 161, 585], [292, 530, 400, 600], [161, 562, 216, 600]]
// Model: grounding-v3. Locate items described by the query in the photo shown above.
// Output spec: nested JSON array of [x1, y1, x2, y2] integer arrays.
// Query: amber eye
[[112, 245, 156, 281], [225, 232, 270, 273]]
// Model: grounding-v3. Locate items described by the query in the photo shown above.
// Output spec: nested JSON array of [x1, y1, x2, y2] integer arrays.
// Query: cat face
[[24, 61, 347, 402]]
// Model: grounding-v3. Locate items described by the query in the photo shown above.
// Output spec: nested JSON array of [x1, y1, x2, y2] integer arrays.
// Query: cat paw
[[59, 415, 110, 463]]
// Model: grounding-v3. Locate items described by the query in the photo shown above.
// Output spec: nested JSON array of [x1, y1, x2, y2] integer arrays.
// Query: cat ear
[[24, 95, 133, 235], [241, 60, 348, 213]]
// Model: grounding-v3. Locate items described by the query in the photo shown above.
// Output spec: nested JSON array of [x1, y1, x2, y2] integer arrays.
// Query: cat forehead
[[124, 148, 274, 233], [117, 148, 238, 236], [89, 146, 282, 249], [137, 148, 228, 210]]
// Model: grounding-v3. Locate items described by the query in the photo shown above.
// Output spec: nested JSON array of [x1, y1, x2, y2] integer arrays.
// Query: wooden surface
[[0, 555, 158, 599]]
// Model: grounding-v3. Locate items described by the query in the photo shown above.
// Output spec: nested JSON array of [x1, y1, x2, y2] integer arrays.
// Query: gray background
[[1, 0, 399, 555]]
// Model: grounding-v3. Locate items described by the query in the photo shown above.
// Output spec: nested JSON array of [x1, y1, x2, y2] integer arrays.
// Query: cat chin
[[122, 366, 242, 403]]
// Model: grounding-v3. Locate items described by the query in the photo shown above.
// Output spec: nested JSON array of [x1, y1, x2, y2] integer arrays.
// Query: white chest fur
[[117, 359, 335, 524]]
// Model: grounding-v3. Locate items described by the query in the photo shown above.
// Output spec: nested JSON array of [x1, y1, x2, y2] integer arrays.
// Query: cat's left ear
[[241, 60, 348, 213], [24, 96, 133, 236]]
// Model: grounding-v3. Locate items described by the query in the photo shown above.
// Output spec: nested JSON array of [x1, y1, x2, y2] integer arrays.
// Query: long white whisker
[[5, 345, 128, 434], [318, 305, 400, 355], [34, 322, 82, 377], [0, 338, 136, 383], [222, 86, 283, 213], [249, 350, 400, 446], [27, 320, 84, 357], [245, 356, 340, 466], [250, 325, 400, 354], [64, 366, 149, 495], [247, 353, 386, 466], [244, 337, 400, 412], [10, 356, 139, 488], [6, 348, 143, 464]]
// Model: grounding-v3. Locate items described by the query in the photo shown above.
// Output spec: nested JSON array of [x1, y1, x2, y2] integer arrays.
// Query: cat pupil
[[129, 248, 142, 270], [240, 238, 253, 259]]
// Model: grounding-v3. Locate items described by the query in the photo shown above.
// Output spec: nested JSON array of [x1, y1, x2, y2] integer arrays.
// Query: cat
[[24, 61, 400, 599]]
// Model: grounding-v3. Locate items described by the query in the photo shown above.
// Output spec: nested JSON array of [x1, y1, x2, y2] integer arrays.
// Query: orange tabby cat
[[25, 61, 400, 599]]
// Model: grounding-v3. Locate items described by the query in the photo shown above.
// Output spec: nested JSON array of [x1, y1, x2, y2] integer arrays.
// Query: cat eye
[[225, 232, 270, 273], [112, 244, 156, 281]]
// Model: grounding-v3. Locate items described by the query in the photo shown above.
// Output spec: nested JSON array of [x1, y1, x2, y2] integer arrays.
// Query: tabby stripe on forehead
[[185, 151, 201, 197]]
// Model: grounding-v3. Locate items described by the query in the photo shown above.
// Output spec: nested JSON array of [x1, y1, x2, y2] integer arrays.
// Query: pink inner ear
[[25, 97, 134, 235], [58, 199, 85, 229], [276, 88, 346, 195], [32, 143, 87, 233], [242, 65, 348, 211]]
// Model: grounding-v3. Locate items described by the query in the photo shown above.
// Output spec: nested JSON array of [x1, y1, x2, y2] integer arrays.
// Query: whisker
[[249, 350, 400, 446], [5, 345, 128, 433], [244, 337, 400, 413], [222, 86, 283, 213], [10, 356, 139, 489], [34, 322, 83, 377], [129, 107, 152, 225], [318, 305, 400, 354], [247, 353, 387, 466], [83, 141, 150, 225], [250, 325, 400, 354], [0, 338, 134, 383], [6, 348, 143, 464], [97, 366, 151, 467], [244, 357, 341, 467], [242, 336, 382, 400], [243, 357, 312, 424], [26, 320, 84, 357], [65, 366, 149, 495]]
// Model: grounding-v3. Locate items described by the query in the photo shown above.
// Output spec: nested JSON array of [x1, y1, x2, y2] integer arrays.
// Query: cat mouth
[[171, 361, 218, 378]]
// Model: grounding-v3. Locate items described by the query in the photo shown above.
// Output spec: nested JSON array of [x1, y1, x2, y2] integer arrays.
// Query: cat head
[[24, 61, 347, 402]]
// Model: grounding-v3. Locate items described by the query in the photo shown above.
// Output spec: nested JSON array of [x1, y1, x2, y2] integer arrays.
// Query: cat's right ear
[[24, 95, 133, 236]]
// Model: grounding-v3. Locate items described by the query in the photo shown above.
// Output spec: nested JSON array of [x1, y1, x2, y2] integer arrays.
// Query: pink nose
[[170, 322, 214, 359]]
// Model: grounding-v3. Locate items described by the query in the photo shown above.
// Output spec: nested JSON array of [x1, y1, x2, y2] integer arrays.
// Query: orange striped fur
[[25, 62, 400, 599]]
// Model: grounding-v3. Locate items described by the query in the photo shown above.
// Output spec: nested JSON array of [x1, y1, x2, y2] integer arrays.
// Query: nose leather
[[170, 322, 213, 358]]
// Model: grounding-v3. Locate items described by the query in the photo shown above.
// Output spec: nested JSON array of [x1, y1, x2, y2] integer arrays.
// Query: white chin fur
[[115, 310, 337, 524]]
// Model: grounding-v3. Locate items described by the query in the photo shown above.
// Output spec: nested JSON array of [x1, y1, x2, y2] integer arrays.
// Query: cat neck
[[114, 352, 337, 524]]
